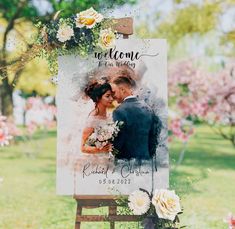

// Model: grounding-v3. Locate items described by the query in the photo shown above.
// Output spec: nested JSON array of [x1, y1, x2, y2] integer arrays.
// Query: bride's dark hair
[[84, 79, 112, 103]]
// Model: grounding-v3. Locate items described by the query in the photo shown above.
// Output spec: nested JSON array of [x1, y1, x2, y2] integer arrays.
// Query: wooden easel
[[74, 17, 141, 229], [74, 195, 141, 229]]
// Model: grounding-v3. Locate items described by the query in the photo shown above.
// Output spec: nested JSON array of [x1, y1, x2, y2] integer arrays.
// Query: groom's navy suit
[[113, 97, 158, 160]]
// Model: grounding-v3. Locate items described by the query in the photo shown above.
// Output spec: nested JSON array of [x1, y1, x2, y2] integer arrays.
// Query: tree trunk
[[0, 77, 13, 116]]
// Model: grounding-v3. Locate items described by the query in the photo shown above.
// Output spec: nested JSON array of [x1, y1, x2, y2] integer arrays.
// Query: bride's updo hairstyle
[[84, 79, 112, 103]]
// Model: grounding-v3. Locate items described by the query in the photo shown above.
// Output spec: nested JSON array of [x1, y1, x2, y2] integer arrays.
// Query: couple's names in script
[[82, 162, 150, 179]]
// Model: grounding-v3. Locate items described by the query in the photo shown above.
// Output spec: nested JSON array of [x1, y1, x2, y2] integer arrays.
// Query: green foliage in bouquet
[[35, 7, 117, 75]]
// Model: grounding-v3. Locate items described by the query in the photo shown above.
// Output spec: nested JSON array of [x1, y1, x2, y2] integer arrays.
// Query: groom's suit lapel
[[122, 97, 138, 104]]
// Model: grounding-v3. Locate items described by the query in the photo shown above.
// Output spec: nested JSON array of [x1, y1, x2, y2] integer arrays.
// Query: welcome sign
[[56, 39, 168, 195]]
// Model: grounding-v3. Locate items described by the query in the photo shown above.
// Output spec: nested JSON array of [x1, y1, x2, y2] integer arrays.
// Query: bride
[[78, 79, 114, 166]]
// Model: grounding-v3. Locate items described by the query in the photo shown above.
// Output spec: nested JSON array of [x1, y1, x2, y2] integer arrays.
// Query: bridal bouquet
[[87, 121, 123, 150], [123, 188, 184, 229]]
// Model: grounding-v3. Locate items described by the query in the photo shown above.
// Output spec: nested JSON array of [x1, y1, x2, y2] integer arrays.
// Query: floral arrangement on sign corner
[[118, 188, 185, 229], [35, 7, 117, 75]]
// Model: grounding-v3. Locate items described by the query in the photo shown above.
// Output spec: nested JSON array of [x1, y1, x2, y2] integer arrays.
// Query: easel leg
[[109, 206, 117, 229], [75, 203, 82, 229]]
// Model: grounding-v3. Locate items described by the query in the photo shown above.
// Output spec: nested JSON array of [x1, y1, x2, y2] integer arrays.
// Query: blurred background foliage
[[136, 0, 235, 60]]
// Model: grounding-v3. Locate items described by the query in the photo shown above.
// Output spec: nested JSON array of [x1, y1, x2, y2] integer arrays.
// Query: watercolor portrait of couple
[[56, 39, 168, 195]]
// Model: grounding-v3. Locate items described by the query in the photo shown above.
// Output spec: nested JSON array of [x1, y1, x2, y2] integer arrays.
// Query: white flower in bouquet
[[152, 189, 181, 221], [95, 140, 108, 149], [94, 141, 102, 149], [128, 190, 151, 215], [86, 121, 123, 150], [56, 25, 74, 42], [98, 28, 116, 50], [75, 7, 103, 29], [97, 134, 104, 142]]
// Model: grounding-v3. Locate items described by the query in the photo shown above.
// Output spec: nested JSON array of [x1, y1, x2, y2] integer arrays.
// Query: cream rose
[[56, 25, 74, 42], [98, 28, 115, 50], [128, 190, 151, 215], [75, 7, 103, 29], [152, 189, 181, 221]]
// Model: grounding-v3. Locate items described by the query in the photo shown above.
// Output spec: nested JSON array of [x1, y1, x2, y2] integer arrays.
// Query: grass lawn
[[0, 125, 234, 229]]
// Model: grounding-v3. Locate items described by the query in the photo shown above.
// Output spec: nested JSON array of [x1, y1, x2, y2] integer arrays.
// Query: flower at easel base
[[128, 190, 151, 215], [152, 189, 181, 221], [56, 24, 74, 42], [98, 28, 116, 50], [75, 7, 103, 29]]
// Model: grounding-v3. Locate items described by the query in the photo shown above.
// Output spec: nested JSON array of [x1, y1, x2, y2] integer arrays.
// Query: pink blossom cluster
[[207, 64, 235, 125], [224, 213, 235, 229], [168, 118, 194, 142], [25, 97, 57, 135], [169, 60, 235, 125], [0, 115, 21, 147], [169, 60, 212, 119]]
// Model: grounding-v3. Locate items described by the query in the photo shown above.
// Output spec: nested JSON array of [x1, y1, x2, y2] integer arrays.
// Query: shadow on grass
[[15, 130, 56, 142], [39, 165, 56, 174], [170, 168, 205, 196], [169, 125, 235, 197], [182, 149, 235, 170], [170, 128, 235, 171], [31, 130, 56, 140], [27, 165, 56, 175]]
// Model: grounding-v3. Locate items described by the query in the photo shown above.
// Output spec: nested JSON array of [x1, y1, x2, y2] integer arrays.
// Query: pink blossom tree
[[206, 64, 235, 146], [169, 59, 235, 147], [24, 96, 57, 135]]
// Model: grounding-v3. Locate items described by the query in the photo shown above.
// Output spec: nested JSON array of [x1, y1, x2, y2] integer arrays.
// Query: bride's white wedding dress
[[74, 114, 114, 170]]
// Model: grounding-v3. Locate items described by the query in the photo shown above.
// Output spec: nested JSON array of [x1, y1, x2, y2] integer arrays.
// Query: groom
[[111, 74, 159, 161]]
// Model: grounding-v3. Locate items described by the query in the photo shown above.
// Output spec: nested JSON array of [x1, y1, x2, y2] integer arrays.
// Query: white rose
[[128, 190, 151, 215], [95, 141, 102, 149], [152, 189, 181, 221], [106, 133, 112, 140], [102, 141, 108, 147], [98, 28, 116, 50], [107, 126, 114, 133], [56, 25, 74, 42], [75, 7, 103, 29], [97, 135, 104, 142]]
